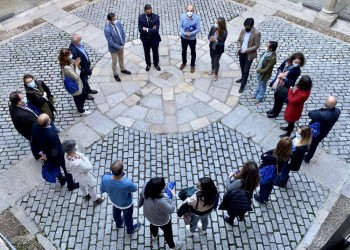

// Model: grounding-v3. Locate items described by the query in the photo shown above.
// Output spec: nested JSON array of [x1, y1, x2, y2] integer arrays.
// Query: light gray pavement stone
[[64, 123, 101, 149]]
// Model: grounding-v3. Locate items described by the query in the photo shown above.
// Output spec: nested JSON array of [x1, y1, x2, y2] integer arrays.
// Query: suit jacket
[[69, 43, 92, 76], [9, 104, 38, 140], [208, 26, 227, 54], [104, 21, 126, 53], [138, 13, 161, 44], [31, 122, 64, 166], [237, 27, 261, 60]]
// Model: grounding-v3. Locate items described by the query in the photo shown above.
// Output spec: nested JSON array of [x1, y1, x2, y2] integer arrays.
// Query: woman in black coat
[[267, 52, 306, 118], [208, 17, 228, 81], [219, 161, 260, 226], [289, 125, 312, 172]]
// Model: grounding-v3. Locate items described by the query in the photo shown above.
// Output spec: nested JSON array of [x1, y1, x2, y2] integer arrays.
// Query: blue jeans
[[254, 74, 267, 101], [113, 205, 134, 234], [259, 182, 273, 202], [190, 213, 210, 233]]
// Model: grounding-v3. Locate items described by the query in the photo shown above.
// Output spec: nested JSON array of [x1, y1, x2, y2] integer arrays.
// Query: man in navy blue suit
[[69, 34, 98, 100], [31, 113, 79, 191], [104, 13, 131, 82], [138, 4, 161, 72]]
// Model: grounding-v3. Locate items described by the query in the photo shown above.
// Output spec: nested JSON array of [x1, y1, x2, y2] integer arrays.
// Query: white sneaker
[[80, 110, 92, 116], [83, 106, 90, 110], [186, 225, 194, 237], [197, 222, 207, 235]]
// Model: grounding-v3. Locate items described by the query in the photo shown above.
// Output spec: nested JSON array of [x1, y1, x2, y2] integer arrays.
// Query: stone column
[[314, 0, 338, 27]]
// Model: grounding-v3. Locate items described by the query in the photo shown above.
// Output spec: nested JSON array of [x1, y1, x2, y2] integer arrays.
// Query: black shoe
[[121, 69, 131, 75], [266, 109, 275, 114], [236, 79, 242, 83], [224, 216, 234, 226], [254, 194, 265, 204], [114, 75, 121, 82], [128, 222, 141, 235], [155, 65, 161, 71], [89, 90, 98, 94], [93, 197, 105, 207], [84, 194, 91, 200], [146, 65, 151, 71], [267, 113, 278, 118], [58, 177, 66, 186], [238, 88, 244, 93], [86, 96, 94, 101], [304, 158, 310, 164], [68, 182, 80, 191], [279, 133, 289, 138], [238, 215, 245, 221], [280, 126, 288, 131]]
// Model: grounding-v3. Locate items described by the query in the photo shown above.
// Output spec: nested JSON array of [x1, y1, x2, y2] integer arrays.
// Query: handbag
[[309, 122, 320, 137], [63, 75, 79, 94], [183, 211, 193, 225], [41, 161, 61, 183]]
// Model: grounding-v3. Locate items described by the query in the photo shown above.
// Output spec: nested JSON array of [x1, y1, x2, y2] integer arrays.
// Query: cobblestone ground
[[74, 0, 245, 41], [227, 17, 350, 162], [0, 24, 102, 172], [18, 123, 329, 250]]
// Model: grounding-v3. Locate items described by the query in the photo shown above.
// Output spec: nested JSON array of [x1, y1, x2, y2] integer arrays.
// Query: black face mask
[[245, 28, 252, 32], [146, 13, 152, 17]]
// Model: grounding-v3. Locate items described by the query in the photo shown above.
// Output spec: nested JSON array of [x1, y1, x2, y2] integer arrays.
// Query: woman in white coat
[[62, 139, 104, 206]]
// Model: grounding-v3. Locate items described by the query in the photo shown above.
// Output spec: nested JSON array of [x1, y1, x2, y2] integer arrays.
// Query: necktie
[[113, 25, 123, 45]]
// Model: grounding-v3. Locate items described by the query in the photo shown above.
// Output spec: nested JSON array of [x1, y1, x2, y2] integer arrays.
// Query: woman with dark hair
[[139, 177, 182, 250], [208, 17, 228, 81], [23, 74, 56, 122], [253, 41, 278, 103], [280, 76, 313, 137], [267, 52, 306, 118], [254, 137, 293, 204], [58, 48, 90, 115], [183, 177, 218, 237], [62, 139, 104, 206], [220, 161, 260, 226]]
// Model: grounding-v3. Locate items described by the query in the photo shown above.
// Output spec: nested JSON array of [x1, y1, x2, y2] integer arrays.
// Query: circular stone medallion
[[149, 66, 184, 88]]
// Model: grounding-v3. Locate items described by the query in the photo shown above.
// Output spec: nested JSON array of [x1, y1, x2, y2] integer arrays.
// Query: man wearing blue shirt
[[178, 4, 201, 73], [100, 160, 141, 234]]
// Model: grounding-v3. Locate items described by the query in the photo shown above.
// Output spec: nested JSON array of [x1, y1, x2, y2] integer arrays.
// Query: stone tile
[[83, 111, 117, 136], [164, 101, 176, 115], [132, 120, 150, 131], [226, 96, 239, 107], [105, 103, 129, 119], [193, 78, 212, 93], [141, 94, 163, 110], [65, 123, 100, 148], [221, 105, 250, 130], [175, 92, 198, 109], [120, 82, 140, 96], [123, 94, 141, 106], [193, 90, 213, 103], [115, 117, 135, 127], [190, 117, 210, 130], [106, 92, 127, 107], [162, 87, 174, 101], [189, 102, 216, 117], [208, 99, 232, 114], [177, 107, 197, 124], [208, 86, 229, 102], [145, 109, 164, 124], [122, 106, 148, 120]]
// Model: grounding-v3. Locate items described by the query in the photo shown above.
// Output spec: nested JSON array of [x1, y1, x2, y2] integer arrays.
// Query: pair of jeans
[[258, 182, 274, 202], [209, 49, 223, 75], [238, 53, 253, 89], [73, 94, 86, 113], [142, 40, 160, 66], [113, 205, 134, 234], [181, 37, 196, 66], [190, 213, 210, 233], [150, 220, 175, 248], [254, 74, 267, 101], [304, 136, 322, 162]]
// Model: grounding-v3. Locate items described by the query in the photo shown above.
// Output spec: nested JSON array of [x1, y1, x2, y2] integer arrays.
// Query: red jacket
[[284, 88, 311, 123]]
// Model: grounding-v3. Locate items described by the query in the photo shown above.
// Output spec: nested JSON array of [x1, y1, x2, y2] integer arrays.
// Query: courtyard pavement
[[0, 0, 349, 249]]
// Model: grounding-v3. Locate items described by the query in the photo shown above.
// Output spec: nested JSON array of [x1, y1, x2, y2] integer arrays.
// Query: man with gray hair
[[69, 34, 98, 101], [304, 96, 341, 163], [100, 160, 141, 234]]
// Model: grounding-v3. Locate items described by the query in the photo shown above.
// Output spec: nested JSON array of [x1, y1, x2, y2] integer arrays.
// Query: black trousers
[[210, 49, 223, 75], [272, 91, 286, 115], [56, 155, 75, 189], [286, 122, 295, 136], [73, 93, 85, 113], [304, 136, 322, 162], [238, 53, 253, 89], [142, 40, 159, 66], [80, 73, 91, 99], [181, 37, 196, 66], [150, 220, 175, 248]]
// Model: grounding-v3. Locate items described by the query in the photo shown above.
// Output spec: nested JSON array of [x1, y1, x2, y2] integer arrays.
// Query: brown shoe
[[179, 64, 186, 70], [190, 66, 195, 73], [93, 197, 105, 207]]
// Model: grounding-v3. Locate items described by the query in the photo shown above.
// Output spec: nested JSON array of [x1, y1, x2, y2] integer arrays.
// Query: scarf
[[258, 51, 273, 69]]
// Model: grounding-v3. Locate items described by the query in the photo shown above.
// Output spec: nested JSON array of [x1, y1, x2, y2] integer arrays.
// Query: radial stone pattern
[[90, 36, 242, 134]]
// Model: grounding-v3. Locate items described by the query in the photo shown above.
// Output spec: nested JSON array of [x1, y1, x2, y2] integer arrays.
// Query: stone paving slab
[[65, 122, 101, 149]]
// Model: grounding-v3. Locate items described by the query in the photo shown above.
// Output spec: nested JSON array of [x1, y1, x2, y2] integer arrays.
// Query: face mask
[[245, 28, 252, 32], [22, 97, 28, 104], [69, 54, 73, 60], [293, 63, 300, 67], [214, 23, 218, 28], [79, 41, 84, 46], [296, 133, 302, 139], [265, 47, 269, 52], [27, 80, 36, 88], [187, 12, 193, 18], [146, 13, 152, 17]]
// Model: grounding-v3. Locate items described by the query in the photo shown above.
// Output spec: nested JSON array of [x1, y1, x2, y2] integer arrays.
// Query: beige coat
[[237, 27, 261, 61], [62, 63, 83, 96], [65, 152, 97, 187]]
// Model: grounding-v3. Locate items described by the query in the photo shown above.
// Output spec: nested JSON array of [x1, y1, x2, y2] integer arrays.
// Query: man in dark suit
[[69, 34, 98, 101], [304, 96, 341, 163], [138, 4, 161, 72], [31, 113, 79, 191]]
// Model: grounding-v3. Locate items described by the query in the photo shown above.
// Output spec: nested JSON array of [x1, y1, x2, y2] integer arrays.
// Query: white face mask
[[22, 96, 28, 104], [187, 12, 193, 18], [69, 54, 73, 60]]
